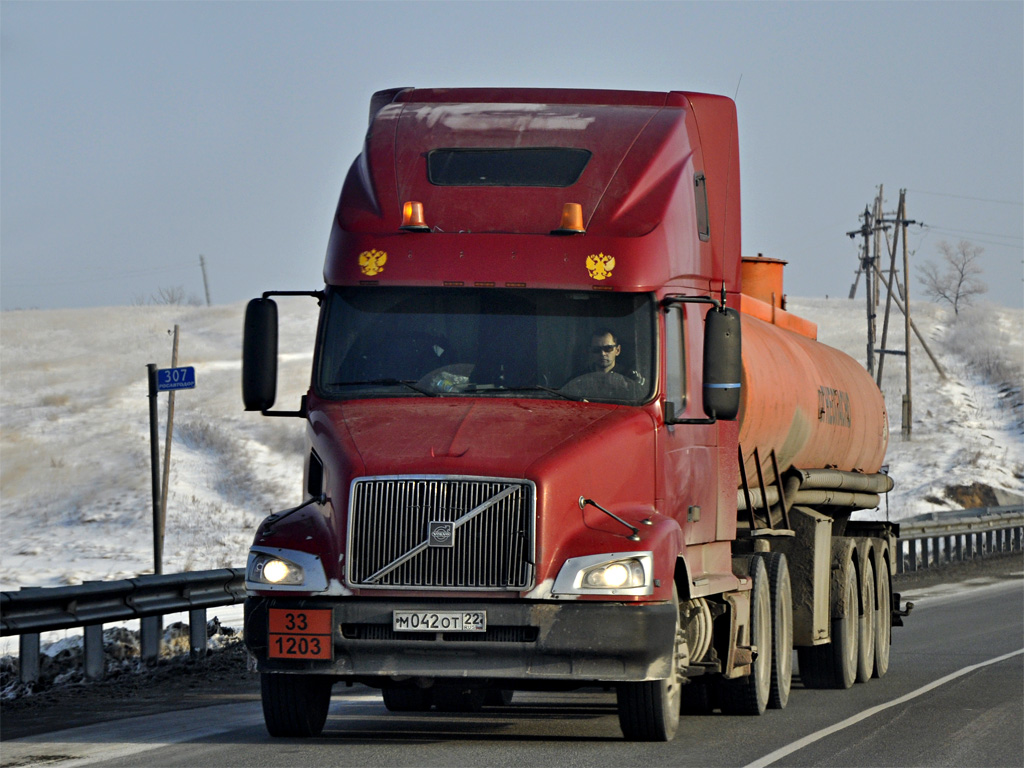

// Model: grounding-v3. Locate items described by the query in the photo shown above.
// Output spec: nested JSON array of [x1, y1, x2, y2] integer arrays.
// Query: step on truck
[[241, 87, 909, 741]]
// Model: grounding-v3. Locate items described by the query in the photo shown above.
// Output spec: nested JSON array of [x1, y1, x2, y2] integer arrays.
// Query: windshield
[[315, 287, 655, 405]]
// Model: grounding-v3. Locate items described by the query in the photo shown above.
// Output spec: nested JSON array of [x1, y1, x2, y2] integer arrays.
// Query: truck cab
[[241, 88, 900, 742]]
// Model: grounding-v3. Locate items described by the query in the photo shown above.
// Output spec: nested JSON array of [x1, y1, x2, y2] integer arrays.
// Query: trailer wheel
[[797, 548, 858, 689], [856, 558, 876, 684], [382, 686, 433, 712], [761, 552, 793, 709], [720, 556, 772, 715], [873, 556, 892, 678], [616, 585, 682, 741], [260, 673, 333, 737]]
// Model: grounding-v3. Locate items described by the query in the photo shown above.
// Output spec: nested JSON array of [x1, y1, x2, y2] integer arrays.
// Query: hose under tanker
[[737, 467, 894, 518]]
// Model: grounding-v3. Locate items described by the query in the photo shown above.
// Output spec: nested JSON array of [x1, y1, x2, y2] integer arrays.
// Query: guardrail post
[[84, 624, 105, 681], [19, 633, 40, 685], [189, 608, 207, 657], [141, 615, 162, 663]]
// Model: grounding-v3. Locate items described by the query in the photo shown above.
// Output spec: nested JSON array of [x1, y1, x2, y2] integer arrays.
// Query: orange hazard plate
[[268, 608, 333, 660]]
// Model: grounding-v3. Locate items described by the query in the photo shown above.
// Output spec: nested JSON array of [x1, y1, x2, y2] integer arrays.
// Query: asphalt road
[[3, 574, 1022, 768]]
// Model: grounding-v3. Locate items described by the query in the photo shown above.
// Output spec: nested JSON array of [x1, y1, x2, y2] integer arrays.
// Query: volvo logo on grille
[[428, 521, 455, 547]]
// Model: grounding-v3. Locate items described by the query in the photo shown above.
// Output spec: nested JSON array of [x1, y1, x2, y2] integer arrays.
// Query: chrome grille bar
[[364, 485, 519, 584], [347, 476, 535, 590]]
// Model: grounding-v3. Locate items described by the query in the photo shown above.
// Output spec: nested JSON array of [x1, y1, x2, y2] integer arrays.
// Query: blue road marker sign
[[157, 366, 196, 391]]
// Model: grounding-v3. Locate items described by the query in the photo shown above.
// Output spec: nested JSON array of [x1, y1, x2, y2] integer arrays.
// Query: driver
[[563, 328, 646, 400]]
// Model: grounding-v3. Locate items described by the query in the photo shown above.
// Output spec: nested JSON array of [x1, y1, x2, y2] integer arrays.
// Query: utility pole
[[872, 186, 884, 311], [199, 255, 211, 307], [902, 198, 913, 438], [848, 206, 877, 376]]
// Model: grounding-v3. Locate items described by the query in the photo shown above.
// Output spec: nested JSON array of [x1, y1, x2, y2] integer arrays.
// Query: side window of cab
[[664, 306, 686, 419]]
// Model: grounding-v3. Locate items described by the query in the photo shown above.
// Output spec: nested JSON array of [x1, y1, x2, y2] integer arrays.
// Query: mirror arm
[[262, 289, 325, 305], [660, 283, 728, 311], [262, 394, 309, 419]]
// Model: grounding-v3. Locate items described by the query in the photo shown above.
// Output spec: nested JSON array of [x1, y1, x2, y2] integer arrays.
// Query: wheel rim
[[857, 560, 875, 683], [842, 569, 859, 679], [874, 558, 892, 677], [754, 575, 772, 705]]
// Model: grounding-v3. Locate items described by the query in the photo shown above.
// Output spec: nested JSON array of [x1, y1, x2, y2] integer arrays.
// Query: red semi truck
[[241, 88, 908, 741]]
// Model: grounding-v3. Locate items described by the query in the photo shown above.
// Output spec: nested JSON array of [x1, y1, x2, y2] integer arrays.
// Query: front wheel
[[616, 585, 682, 741], [261, 673, 333, 737]]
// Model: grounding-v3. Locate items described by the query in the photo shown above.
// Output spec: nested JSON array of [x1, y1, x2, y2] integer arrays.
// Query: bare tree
[[918, 239, 987, 315]]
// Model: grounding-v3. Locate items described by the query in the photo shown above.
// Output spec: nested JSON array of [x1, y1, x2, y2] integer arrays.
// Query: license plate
[[268, 608, 333, 660], [393, 610, 487, 632]]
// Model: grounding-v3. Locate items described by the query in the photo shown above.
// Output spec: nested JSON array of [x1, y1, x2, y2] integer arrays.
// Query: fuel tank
[[736, 258, 888, 480]]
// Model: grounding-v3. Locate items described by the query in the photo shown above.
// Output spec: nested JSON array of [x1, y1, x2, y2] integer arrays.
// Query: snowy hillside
[[1, 297, 1021, 593]]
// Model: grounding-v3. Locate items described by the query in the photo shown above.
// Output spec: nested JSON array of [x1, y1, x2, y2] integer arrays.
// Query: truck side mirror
[[702, 307, 741, 420], [242, 298, 279, 411]]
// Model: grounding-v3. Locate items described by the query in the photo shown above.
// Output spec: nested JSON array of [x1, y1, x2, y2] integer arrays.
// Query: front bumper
[[244, 596, 677, 683]]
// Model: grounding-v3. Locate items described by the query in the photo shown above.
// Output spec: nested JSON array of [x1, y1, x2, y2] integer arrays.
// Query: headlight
[[552, 552, 654, 596], [246, 547, 329, 592], [583, 560, 646, 589], [250, 555, 304, 585]]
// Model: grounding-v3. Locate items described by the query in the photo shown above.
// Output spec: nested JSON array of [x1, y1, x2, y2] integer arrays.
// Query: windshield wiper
[[331, 379, 438, 397], [485, 385, 584, 402]]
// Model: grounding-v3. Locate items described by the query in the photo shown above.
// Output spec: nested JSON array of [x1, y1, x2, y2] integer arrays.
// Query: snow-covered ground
[[1, 296, 1021, 596]]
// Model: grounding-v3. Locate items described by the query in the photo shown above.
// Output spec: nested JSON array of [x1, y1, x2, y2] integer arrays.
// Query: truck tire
[[382, 686, 433, 712], [260, 673, 333, 737], [797, 549, 858, 689], [720, 556, 772, 715], [856, 558, 875, 684], [873, 556, 892, 678], [616, 585, 682, 741], [761, 552, 793, 709]]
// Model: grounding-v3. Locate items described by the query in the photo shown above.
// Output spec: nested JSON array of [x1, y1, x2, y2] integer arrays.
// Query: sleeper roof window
[[427, 148, 591, 187]]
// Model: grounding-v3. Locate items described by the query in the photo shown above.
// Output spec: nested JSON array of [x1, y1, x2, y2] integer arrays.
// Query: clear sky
[[2, 1, 1021, 311]]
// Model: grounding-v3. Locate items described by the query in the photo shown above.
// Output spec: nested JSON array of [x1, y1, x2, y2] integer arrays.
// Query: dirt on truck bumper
[[244, 596, 677, 683]]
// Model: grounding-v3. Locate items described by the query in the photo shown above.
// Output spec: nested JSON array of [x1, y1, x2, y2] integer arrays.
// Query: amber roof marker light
[[400, 201, 430, 232], [551, 202, 585, 235]]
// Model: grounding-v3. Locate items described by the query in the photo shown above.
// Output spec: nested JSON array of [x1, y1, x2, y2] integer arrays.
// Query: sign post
[[147, 362, 196, 575]]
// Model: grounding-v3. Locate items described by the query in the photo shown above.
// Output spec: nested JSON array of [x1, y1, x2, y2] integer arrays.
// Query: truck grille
[[346, 476, 535, 590]]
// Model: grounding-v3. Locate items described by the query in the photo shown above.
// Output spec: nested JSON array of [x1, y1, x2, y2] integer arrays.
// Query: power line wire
[[908, 188, 1023, 207]]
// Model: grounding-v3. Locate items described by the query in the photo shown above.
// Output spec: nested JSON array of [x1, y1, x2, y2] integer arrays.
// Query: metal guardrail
[[1, 568, 244, 685], [896, 505, 1024, 573], [1, 506, 1021, 686]]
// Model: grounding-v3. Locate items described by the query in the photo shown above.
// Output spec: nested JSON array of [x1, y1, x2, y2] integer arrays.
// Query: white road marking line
[[743, 647, 1024, 768]]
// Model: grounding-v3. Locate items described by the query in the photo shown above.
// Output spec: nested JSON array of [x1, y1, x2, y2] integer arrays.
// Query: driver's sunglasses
[[590, 344, 618, 354]]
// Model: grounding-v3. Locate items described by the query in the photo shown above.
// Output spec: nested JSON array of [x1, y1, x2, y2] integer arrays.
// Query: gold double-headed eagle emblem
[[586, 253, 615, 280], [358, 249, 387, 276]]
